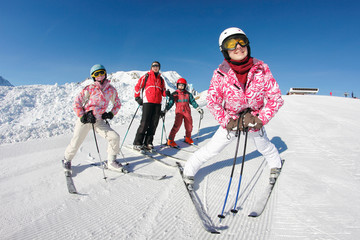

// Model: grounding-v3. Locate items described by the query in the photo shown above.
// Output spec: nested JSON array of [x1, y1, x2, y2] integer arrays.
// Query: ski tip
[[230, 209, 238, 214], [248, 212, 259, 217]]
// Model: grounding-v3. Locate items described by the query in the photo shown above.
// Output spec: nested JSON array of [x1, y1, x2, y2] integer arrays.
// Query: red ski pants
[[169, 113, 193, 140]]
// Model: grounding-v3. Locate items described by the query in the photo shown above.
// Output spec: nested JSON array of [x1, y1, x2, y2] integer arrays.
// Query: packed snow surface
[[1, 73, 360, 239]]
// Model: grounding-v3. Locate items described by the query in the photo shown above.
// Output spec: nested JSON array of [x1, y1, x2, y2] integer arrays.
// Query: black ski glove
[[160, 111, 166, 118], [135, 97, 143, 105], [80, 111, 96, 124], [102, 112, 114, 120], [196, 107, 204, 115], [166, 89, 171, 97]]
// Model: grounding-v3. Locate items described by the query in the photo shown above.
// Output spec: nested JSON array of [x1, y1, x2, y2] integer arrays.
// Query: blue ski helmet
[[90, 64, 106, 76]]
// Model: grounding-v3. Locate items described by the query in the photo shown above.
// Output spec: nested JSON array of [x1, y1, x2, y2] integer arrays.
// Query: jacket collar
[[218, 58, 262, 75], [93, 79, 110, 90], [149, 70, 161, 78]]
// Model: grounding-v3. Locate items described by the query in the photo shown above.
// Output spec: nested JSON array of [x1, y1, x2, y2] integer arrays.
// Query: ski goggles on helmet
[[92, 70, 106, 77], [222, 35, 249, 50]]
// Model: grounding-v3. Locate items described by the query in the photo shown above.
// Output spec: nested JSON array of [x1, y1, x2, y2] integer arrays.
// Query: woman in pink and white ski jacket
[[207, 58, 283, 131], [184, 27, 284, 184], [64, 64, 123, 172]]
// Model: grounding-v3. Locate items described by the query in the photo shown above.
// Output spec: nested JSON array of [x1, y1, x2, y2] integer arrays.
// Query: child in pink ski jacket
[[63, 64, 123, 174], [183, 27, 284, 187]]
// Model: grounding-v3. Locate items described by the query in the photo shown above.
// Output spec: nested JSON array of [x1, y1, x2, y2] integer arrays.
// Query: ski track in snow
[[1, 88, 360, 239]]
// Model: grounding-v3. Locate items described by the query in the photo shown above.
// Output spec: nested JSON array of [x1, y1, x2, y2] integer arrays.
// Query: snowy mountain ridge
[[0, 76, 13, 87], [0, 70, 206, 145]]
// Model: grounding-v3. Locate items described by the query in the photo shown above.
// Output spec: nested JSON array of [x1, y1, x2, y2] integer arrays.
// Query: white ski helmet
[[219, 27, 250, 59]]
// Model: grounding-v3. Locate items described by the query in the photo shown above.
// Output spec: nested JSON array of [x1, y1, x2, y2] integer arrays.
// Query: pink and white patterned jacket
[[73, 79, 121, 120], [207, 58, 284, 132]]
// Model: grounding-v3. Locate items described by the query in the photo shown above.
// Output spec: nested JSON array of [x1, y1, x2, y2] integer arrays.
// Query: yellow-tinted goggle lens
[[223, 38, 249, 50], [92, 70, 106, 77]]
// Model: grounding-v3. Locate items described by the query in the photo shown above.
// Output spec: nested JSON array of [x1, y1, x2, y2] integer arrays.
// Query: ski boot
[[107, 155, 126, 173], [62, 159, 72, 176], [269, 167, 281, 185], [184, 137, 194, 145], [133, 145, 144, 152], [167, 139, 178, 148], [144, 144, 155, 152], [183, 175, 195, 190]]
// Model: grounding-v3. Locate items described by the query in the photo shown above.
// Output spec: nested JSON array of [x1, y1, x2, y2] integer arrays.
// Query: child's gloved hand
[[196, 107, 204, 115], [80, 111, 96, 124], [160, 111, 166, 118], [102, 112, 114, 120]]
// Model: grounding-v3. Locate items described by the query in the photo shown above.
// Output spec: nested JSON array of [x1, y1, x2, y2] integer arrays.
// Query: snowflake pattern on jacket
[[73, 79, 121, 119], [207, 58, 284, 132]]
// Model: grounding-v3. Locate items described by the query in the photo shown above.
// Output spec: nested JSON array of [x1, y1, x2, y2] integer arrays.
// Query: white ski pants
[[183, 126, 282, 177], [64, 119, 120, 161]]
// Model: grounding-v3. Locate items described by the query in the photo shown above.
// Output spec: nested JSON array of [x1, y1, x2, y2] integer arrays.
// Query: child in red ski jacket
[[165, 78, 203, 147]]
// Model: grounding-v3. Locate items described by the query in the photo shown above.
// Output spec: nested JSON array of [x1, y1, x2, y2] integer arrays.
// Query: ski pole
[[118, 148, 129, 166], [120, 105, 140, 150], [231, 127, 249, 213], [161, 96, 169, 145], [196, 110, 203, 140], [218, 119, 243, 219], [161, 116, 169, 145], [92, 124, 107, 181]]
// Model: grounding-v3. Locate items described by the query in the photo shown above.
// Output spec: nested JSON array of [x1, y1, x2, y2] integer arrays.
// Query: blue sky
[[1, 0, 359, 97]]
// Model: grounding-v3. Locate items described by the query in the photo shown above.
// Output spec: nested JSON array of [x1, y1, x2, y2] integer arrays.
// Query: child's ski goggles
[[222, 36, 249, 50], [92, 70, 106, 77]]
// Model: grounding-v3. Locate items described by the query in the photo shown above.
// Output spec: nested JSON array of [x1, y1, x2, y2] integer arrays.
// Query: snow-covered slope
[[1, 94, 360, 239], [0, 70, 198, 144]]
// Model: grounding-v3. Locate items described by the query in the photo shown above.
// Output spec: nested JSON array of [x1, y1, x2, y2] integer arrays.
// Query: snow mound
[[0, 70, 203, 145]]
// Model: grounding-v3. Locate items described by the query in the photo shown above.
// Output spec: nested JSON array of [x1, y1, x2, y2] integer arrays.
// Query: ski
[[152, 147, 188, 162], [65, 172, 77, 194], [182, 141, 200, 149], [176, 162, 220, 234], [125, 145, 177, 167], [248, 159, 285, 217], [158, 144, 196, 154], [87, 161, 167, 181]]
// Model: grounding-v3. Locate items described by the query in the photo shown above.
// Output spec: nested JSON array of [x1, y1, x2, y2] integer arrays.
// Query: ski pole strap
[[239, 108, 252, 133], [235, 116, 242, 138]]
